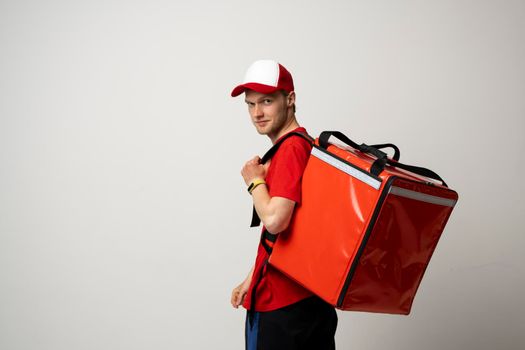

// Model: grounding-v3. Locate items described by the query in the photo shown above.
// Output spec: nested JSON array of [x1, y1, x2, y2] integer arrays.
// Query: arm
[[241, 156, 296, 234], [250, 185, 295, 234], [231, 265, 254, 308]]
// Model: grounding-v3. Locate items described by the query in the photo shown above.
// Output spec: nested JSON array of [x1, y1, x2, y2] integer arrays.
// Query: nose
[[253, 103, 263, 118]]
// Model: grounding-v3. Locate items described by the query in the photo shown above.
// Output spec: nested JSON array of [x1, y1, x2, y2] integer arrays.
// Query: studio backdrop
[[1, 1, 524, 349]]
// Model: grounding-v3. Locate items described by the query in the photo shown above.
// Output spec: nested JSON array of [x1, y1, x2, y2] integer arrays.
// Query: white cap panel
[[242, 59, 280, 86]]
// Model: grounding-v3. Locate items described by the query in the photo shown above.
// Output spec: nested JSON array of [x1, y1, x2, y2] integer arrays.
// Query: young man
[[230, 60, 337, 350]]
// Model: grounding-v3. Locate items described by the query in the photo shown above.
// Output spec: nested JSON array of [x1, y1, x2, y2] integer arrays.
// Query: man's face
[[244, 90, 292, 138]]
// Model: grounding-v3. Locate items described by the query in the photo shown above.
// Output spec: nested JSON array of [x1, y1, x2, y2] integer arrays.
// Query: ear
[[286, 91, 296, 108]]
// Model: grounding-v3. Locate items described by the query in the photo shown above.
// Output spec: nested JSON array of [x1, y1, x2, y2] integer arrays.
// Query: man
[[230, 60, 338, 350]]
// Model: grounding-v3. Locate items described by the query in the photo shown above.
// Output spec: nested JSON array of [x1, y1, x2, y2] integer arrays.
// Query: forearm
[[241, 156, 295, 234], [251, 184, 293, 234], [246, 265, 255, 282]]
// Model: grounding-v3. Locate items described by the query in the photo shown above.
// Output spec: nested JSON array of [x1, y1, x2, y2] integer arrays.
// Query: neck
[[270, 115, 300, 144]]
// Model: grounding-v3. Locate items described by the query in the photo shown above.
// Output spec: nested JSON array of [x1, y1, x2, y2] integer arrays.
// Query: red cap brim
[[230, 82, 280, 97]]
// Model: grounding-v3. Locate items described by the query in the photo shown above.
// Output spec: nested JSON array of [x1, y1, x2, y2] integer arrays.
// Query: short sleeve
[[267, 137, 312, 204]]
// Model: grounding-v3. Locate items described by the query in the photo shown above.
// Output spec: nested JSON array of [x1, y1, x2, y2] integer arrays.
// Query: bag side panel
[[341, 178, 457, 314]]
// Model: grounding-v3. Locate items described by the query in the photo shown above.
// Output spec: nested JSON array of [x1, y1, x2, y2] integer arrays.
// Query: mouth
[[255, 120, 269, 125]]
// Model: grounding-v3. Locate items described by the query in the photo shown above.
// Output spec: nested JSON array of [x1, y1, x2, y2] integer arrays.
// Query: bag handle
[[319, 131, 400, 161], [319, 131, 389, 176], [369, 143, 400, 162], [319, 131, 447, 187]]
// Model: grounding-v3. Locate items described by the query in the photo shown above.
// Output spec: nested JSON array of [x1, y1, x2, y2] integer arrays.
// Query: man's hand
[[241, 156, 269, 186], [231, 278, 251, 309]]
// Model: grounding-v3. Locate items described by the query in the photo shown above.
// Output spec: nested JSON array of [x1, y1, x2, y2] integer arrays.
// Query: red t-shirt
[[243, 127, 314, 312]]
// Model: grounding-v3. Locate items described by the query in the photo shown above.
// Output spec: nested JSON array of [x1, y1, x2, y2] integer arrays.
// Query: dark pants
[[245, 296, 338, 350]]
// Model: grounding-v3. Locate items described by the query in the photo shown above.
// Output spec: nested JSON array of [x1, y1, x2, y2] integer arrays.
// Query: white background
[[1, 0, 524, 349]]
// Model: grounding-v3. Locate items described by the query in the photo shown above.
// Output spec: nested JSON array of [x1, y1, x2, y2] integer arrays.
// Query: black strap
[[249, 207, 260, 228], [250, 131, 314, 228], [319, 131, 390, 177], [260, 131, 314, 164], [319, 130, 447, 187], [369, 143, 400, 161], [248, 259, 267, 327], [248, 229, 275, 327], [260, 230, 277, 254], [387, 159, 448, 187], [319, 130, 361, 151], [319, 132, 402, 161], [263, 230, 277, 242]]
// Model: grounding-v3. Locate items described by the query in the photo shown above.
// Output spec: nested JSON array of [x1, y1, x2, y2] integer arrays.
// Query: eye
[[263, 99, 272, 105], [246, 101, 255, 107]]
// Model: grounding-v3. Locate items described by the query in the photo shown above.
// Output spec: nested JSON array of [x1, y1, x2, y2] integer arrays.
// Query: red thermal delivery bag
[[253, 131, 458, 315]]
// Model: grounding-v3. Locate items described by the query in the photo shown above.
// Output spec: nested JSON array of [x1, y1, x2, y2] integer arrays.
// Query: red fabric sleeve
[[267, 137, 312, 204]]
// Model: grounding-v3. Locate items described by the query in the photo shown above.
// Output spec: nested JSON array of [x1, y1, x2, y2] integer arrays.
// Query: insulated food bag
[[253, 131, 458, 315]]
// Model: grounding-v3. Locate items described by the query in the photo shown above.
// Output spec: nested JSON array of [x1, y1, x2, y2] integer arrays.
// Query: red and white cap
[[231, 59, 294, 97]]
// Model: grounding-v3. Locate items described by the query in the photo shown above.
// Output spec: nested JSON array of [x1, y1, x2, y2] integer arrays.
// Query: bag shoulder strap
[[260, 131, 314, 164], [250, 131, 313, 228]]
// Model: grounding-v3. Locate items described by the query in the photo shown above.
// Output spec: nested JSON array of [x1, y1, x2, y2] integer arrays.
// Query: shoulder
[[266, 132, 312, 202], [277, 132, 312, 157], [273, 134, 312, 166]]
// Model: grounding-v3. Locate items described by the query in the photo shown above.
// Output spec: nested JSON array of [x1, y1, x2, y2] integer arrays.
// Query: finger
[[235, 292, 245, 308], [231, 291, 239, 308], [233, 293, 241, 308], [239, 293, 246, 306]]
